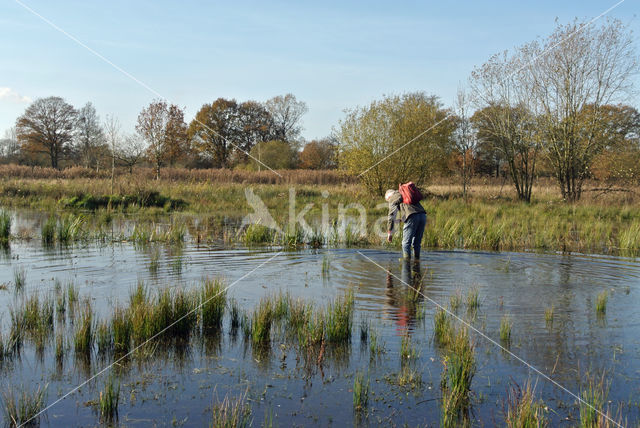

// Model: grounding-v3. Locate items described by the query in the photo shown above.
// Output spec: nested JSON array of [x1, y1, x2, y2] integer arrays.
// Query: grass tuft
[[353, 371, 370, 412], [500, 315, 512, 344], [210, 390, 252, 428], [98, 376, 120, 423], [201, 279, 226, 331], [595, 291, 608, 315], [2, 384, 47, 427], [505, 380, 548, 428]]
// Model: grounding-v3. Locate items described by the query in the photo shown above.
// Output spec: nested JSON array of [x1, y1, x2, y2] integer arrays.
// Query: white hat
[[385, 189, 395, 201]]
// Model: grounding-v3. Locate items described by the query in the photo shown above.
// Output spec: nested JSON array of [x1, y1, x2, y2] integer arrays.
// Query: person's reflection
[[385, 259, 424, 332]]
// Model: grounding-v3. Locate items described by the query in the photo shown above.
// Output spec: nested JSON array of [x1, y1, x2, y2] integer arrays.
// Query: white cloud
[[0, 87, 32, 104]]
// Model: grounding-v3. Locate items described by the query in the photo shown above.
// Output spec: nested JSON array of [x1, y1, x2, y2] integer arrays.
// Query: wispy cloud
[[0, 87, 32, 104]]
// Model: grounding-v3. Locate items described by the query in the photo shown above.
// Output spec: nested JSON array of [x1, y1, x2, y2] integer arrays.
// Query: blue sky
[[0, 0, 638, 140]]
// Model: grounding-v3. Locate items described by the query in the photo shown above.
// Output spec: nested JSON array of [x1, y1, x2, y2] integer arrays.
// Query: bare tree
[[114, 133, 147, 174], [0, 127, 20, 162], [453, 87, 477, 199], [136, 99, 187, 179], [16, 96, 77, 169], [75, 102, 105, 169], [104, 115, 120, 194], [264, 93, 308, 144], [470, 50, 540, 202], [529, 18, 638, 201]]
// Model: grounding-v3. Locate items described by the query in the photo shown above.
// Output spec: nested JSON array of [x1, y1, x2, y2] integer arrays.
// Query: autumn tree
[[235, 101, 275, 162], [338, 92, 455, 195], [264, 94, 308, 144], [75, 102, 106, 169], [188, 98, 241, 168], [299, 138, 337, 169], [136, 100, 187, 179], [528, 19, 638, 201], [16, 96, 77, 169], [248, 140, 297, 170]]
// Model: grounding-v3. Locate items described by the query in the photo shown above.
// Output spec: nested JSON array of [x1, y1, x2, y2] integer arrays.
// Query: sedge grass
[[96, 320, 112, 356], [12, 266, 25, 292], [450, 290, 462, 312], [400, 331, 418, 362], [595, 291, 608, 315], [210, 389, 252, 428], [441, 327, 476, 427], [1, 384, 47, 427], [74, 300, 93, 358], [251, 298, 273, 347], [325, 289, 354, 344], [0, 209, 10, 246], [500, 315, 512, 344], [504, 380, 548, 428], [579, 372, 611, 428], [353, 371, 370, 412], [41, 214, 56, 245], [466, 287, 480, 311], [111, 307, 132, 354], [544, 306, 554, 326], [434, 308, 453, 347], [98, 376, 120, 423]]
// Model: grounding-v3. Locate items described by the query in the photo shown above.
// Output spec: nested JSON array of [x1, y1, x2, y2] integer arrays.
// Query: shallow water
[[1, 232, 640, 426]]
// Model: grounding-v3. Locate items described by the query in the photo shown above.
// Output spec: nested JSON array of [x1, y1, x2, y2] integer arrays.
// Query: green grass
[[466, 287, 480, 311], [98, 376, 120, 423], [500, 315, 512, 344], [251, 297, 274, 347], [201, 279, 226, 331], [13, 266, 25, 292], [55, 332, 65, 363], [353, 371, 370, 412], [96, 320, 112, 355], [0, 209, 10, 245], [544, 306, 554, 326], [325, 289, 354, 344], [434, 308, 453, 347], [1, 384, 47, 427], [210, 390, 252, 428], [41, 214, 56, 245], [595, 291, 608, 315], [368, 327, 384, 359], [449, 290, 462, 312], [441, 328, 476, 427], [56, 213, 85, 243], [112, 307, 132, 354], [579, 372, 611, 428], [74, 300, 94, 358], [400, 331, 419, 362], [505, 380, 548, 428], [243, 224, 274, 245]]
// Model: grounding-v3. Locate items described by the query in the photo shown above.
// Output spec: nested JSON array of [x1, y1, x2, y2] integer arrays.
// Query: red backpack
[[399, 182, 423, 205]]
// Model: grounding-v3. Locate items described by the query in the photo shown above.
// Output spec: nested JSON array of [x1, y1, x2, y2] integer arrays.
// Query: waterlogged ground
[[1, 218, 640, 426]]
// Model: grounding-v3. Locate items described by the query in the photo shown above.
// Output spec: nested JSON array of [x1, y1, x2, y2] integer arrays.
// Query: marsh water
[[1, 211, 640, 426]]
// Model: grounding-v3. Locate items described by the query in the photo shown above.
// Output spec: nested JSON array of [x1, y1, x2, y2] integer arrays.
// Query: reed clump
[[466, 287, 480, 311], [544, 306, 554, 326], [243, 224, 274, 245], [440, 328, 476, 428], [13, 266, 25, 292], [579, 372, 612, 428], [98, 376, 120, 423], [0, 209, 10, 246], [1, 383, 48, 427], [74, 300, 94, 358], [500, 315, 512, 344], [353, 371, 370, 412], [210, 390, 252, 428], [434, 308, 453, 347], [251, 298, 274, 347], [595, 291, 608, 315], [504, 380, 548, 428]]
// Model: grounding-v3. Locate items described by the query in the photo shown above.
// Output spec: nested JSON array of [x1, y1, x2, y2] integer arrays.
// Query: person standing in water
[[385, 184, 427, 259]]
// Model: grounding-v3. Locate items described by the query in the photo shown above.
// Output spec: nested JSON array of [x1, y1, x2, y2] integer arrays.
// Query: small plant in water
[[500, 315, 512, 344], [41, 214, 56, 245], [434, 308, 453, 347], [201, 278, 226, 331], [450, 290, 462, 312], [2, 383, 48, 427], [466, 287, 480, 311], [579, 371, 612, 428], [74, 300, 93, 358], [0, 210, 11, 246], [400, 331, 418, 361], [210, 389, 251, 428], [98, 376, 120, 423], [441, 328, 476, 427], [595, 290, 608, 315], [353, 371, 369, 412], [13, 266, 25, 292], [544, 305, 554, 326], [504, 380, 548, 428]]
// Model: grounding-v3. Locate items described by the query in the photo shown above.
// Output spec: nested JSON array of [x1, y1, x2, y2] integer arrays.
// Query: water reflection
[[384, 260, 425, 332]]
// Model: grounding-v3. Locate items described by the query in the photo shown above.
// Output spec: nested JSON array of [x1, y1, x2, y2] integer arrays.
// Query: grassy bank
[[1, 174, 640, 255]]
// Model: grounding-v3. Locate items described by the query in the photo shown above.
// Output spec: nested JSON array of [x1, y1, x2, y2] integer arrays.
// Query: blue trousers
[[402, 213, 426, 259]]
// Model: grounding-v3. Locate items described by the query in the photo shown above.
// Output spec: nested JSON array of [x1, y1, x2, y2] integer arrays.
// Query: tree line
[[1, 18, 638, 201]]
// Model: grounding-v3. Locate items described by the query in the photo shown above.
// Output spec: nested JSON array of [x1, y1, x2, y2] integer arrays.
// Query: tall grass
[[251, 298, 273, 347], [2, 384, 47, 427], [504, 380, 548, 428], [325, 289, 354, 344], [210, 390, 252, 428], [500, 315, 512, 344], [595, 291, 608, 315], [353, 371, 370, 412], [13, 266, 25, 292], [579, 372, 612, 428], [0, 210, 10, 246], [243, 224, 274, 245], [441, 328, 476, 427], [112, 307, 132, 354], [74, 300, 93, 358], [41, 214, 56, 245], [434, 308, 453, 346], [98, 376, 120, 423], [466, 287, 480, 311], [201, 279, 226, 331]]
